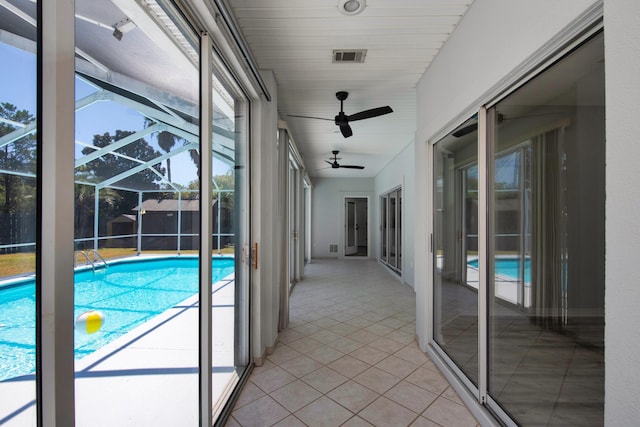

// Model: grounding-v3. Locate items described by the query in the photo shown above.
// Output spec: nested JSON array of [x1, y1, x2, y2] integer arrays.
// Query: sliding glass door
[[380, 188, 402, 273], [487, 32, 605, 425], [432, 31, 605, 426], [433, 117, 479, 385]]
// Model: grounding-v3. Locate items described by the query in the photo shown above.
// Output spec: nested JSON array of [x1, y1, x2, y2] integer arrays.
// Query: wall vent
[[333, 49, 367, 63], [329, 244, 338, 253]]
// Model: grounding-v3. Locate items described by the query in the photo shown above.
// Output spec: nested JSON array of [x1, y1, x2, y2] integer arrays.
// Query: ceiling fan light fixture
[[338, 0, 366, 16]]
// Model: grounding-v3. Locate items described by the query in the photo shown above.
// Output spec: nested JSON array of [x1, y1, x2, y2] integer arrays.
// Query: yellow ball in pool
[[75, 310, 105, 334]]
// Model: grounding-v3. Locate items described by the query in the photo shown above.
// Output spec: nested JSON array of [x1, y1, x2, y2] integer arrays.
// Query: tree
[[0, 102, 37, 252], [143, 119, 201, 183]]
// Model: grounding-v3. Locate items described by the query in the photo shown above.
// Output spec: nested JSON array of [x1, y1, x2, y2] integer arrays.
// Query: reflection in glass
[[0, 2, 38, 424], [488, 32, 605, 425], [433, 117, 479, 385], [74, 0, 200, 424], [210, 66, 251, 408]]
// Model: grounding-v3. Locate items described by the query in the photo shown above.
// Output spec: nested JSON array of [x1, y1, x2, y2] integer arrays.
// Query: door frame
[[341, 194, 370, 258]]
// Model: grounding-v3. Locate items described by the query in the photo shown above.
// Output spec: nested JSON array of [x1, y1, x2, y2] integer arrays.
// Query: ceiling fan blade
[[287, 114, 333, 121], [339, 165, 365, 169], [339, 124, 353, 138], [347, 106, 393, 122], [325, 160, 333, 165]]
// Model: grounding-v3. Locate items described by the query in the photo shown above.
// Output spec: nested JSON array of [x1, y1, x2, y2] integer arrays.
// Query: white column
[[40, 0, 76, 424], [198, 32, 213, 427]]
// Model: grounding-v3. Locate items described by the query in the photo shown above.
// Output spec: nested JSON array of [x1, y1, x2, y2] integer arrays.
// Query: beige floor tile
[[224, 415, 241, 427], [369, 336, 407, 354], [380, 317, 409, 329], [423, 397, 478, 427], [270, 380, 322, 412], [234, 381, 266, 408], [231, 395, 289, 427], [405, 366, 450, 395], [278, 329, 304, 344], [359, 396, 420, 427], [251, 358, 275, 374], [376, 355, 419, 378], [328, 355, 371, 378], [384, 381, 439, 414], [294, 396, 353, 427], [350, 345, 390, 365], [327, 380, 379, 413], [442, 386, 465, 406], [410, 416, 443, 427], [306, 345, 344, 364], [311, 317, 341, 329], [301, 366, 348, 394], [291, 323, 322, 336], [278, 355, 323, 378], [251, 366, 297, 393], [328, 322, 360, 336], [353, 366, 401, 394], [364, 322, 395, 336], [327, 311, 356, 323], [385, 330, 416, 345], [309, 329, 344, 344], [348, 329, 380, 345], [341, 415, 375, 426], [286, 336, 323, 354], [344, 317, 373, 329], [267, 344, 302, 365], [394, 344, 430, 366], [327, 336, 363, 353], [272, 415, 306, 427]]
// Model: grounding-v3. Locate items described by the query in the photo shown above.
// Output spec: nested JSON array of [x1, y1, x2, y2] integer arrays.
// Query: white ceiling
[[226, 0, 474, 178]]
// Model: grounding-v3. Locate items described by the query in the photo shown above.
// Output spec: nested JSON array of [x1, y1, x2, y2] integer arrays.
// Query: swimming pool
[[0, 256, 234, 381], [468, 257, 531, 282]]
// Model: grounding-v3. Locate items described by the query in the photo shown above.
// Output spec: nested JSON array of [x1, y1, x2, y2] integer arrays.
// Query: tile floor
[[226, 259, 479, 427]]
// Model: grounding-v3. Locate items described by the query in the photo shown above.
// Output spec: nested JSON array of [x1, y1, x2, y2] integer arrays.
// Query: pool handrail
[[75, 250, 107, 271]]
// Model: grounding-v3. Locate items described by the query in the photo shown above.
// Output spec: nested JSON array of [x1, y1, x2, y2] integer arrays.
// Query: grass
[[0, 247, 235, 278]]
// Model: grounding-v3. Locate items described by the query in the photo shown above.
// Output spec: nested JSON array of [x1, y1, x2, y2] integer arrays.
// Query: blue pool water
[[468, 257, 531, 282], [0, 257, 234, 381]]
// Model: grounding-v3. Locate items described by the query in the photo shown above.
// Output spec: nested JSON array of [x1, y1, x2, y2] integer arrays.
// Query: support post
[[199, 32, 213, 427], [39, 0, 76, 424]]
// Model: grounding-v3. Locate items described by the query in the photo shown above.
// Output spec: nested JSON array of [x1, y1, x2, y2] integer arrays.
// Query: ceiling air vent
[[333, 49, 367, 63]]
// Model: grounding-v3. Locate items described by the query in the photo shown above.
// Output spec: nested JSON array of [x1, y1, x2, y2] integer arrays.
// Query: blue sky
[[1, 41, 231, 187]]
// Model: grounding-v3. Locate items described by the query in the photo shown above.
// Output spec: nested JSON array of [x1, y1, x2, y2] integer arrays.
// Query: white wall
[[374, 140, 416, 287], [311, 177, 374, 258], [604, 0, 640, 423], [251, 70, 280, 362]]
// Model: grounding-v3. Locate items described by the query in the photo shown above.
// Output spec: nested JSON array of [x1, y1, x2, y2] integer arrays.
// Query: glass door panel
[[73, 2, 200, 424], [488, 32, 605, 425], [433, 117, 479, 385], [389, 191, 397, 268], [397, 189, 402, 271], [0, 3, 38, 423], [381, 196, 387, 262]]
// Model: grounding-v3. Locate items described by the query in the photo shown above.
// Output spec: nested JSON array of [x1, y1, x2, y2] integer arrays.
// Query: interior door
[[345, 199, 357, 255]]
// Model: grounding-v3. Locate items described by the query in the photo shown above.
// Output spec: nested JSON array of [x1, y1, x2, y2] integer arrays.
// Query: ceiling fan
[[326, 150, 364, 169], [289, 91, 393, 138]]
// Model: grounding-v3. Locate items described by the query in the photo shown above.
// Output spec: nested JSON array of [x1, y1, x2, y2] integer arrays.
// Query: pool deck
[[0, 273, 238, 426]]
